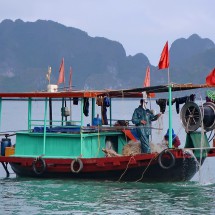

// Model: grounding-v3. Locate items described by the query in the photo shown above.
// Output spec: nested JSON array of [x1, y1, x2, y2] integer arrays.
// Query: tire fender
[[32, 157, 46, 175], [71, 158, 83, 173], [158, 149, 175, 169]]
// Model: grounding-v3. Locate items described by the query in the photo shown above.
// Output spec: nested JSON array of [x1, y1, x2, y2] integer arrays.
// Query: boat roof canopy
[[0, 83, 213, 99]]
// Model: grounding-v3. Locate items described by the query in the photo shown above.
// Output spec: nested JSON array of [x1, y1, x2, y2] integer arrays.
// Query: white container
[[47, 84, 58, 92], [61, 107, 70, 117]]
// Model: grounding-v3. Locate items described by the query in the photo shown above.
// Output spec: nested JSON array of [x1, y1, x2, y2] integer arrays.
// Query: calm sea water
[[0, 99, 215, 214], [0, 178, 215, 215]]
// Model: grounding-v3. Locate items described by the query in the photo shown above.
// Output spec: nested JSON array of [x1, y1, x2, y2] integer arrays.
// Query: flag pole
[[168, 83, 173, 148], [63, 58, 65, 90], [167, 63, 172, 148], [168, 67, 170, 85], [158, 41, 172, 148]]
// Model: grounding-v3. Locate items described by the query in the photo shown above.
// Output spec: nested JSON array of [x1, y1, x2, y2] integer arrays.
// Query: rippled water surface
[[0, 176, 215, 215]]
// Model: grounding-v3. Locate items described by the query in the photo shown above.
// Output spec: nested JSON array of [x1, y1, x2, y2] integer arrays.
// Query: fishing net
[[122, 140, 141, 155]]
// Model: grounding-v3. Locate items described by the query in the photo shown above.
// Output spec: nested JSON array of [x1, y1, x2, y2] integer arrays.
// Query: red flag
[[69, 66, 72, 90], [158, 41, 169, 69], [143, 66, 155, 98], [57, 58, 65, 85], [206, 68, 215, 85], [143, 66, 150, 87]]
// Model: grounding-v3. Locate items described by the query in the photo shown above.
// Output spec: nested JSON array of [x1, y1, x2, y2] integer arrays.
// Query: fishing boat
[[0, 83, 215, 182]]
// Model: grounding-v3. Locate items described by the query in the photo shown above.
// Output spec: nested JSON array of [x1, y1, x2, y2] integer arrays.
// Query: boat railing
[[29, 119, 82, 134], [29, 117, 162, 135], [30, 119, 81, 127]]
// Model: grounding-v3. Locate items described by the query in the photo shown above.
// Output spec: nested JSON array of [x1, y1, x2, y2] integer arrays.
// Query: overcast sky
[[0, 0, 214, 65]]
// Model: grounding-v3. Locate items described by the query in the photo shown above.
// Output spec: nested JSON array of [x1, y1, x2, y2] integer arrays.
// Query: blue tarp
[[33, 126, 81, 133]]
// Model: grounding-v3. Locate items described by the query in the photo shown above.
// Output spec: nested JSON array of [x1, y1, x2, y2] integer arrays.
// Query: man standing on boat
[[132, 99, 161, 153]]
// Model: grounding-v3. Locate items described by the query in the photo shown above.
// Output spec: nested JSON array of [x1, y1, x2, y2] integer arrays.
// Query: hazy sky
[[0, 0, 214, 65]]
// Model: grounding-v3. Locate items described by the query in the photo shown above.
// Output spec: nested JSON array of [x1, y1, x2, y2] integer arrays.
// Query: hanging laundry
[[73, 97, 79, 105], [156, 98, 176, 113], [175, 96, 188, 114], [190, 94, 196, 102], [101, 97, 109, 125], [156, 99, 167, 114], [96, 96, 103, 106], [175, 96, 189, 114], [175, 94, 195, 114], [101, 105, 108, 125], [103, 96, 110, 107], [83, 98, 89, 117]]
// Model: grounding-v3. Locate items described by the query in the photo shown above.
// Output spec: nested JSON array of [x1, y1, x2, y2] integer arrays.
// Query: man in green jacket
[[132, 99, 161, 153]]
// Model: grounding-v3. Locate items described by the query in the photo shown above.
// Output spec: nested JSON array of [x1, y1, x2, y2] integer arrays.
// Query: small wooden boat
[[0, 83, 215, 182]]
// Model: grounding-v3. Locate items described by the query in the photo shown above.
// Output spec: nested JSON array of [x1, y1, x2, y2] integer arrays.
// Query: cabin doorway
[[105, 136, 118, 153]]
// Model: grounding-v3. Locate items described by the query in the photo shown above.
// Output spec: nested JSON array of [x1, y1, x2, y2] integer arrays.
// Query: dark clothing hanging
[[73, 98, 79, 105], [101, 105, 108, 125], [103, 96, 110, 107], [101, 97, 110, 125], [175, 96, 189, 114], [156, 98, 175, 114], [156, 99, 167, 114], [175, 94, 196, 114], [190, 94, 196, 102], [83, 98, 89, 117]]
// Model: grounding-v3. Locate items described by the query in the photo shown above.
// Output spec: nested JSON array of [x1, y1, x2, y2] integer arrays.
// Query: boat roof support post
[[81, 98, 84, 127], [168, 85, 173, 148], [49, 98, 52, 128], [61, 98, 64, 126], [43, 97, 48, 155], [91, 98, 95, 125], [28, 98, 32, 131], [109, 98, 112, 126], [69, 98, 72, 122], [0, 98, 2, 131], [80, 98, 84, 155]]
